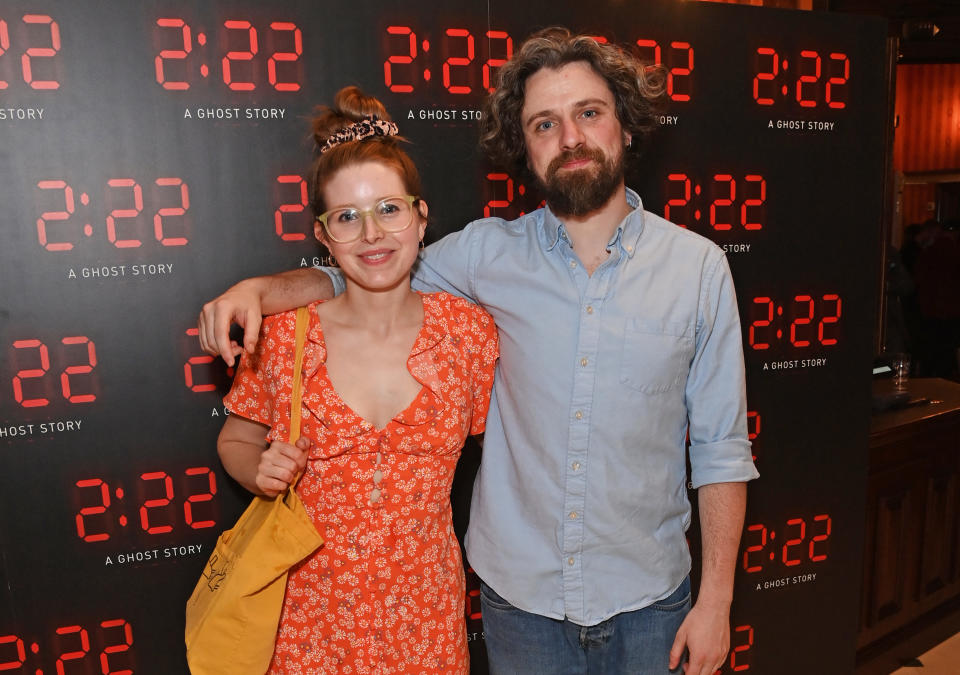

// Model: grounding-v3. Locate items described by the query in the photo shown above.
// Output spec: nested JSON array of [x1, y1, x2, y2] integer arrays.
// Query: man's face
[[520, 61, 630, 217]]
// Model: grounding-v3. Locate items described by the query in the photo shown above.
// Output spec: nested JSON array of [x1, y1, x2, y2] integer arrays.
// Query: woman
[[217, 86, 498, 674]]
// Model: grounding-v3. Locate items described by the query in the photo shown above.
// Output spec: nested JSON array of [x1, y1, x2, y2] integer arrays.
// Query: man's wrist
[[693, 587, 733, 610], [232, 275, 268, 294]]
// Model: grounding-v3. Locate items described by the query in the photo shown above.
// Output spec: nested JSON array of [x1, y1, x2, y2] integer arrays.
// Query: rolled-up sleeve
[[314, 266, 346, 296], [686, 252, 759, 488]]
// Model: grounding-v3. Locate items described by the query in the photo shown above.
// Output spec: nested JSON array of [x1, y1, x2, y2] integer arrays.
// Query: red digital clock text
[[665, 173, 766, 232], [9, 336, 97, 408], [0, 14, 61, 91], [748, 294, 842, 350], [635, 39, 693, 102], [74, 467, 218, 542], [35, 178, 190, 252], [0, 618, 133, 674], [383, 25, 513, 95], [753, 47, 849, 109], [273, 175, 311, 242], [155, 18, 302, 92], [719, 624, 754, 673], [746, 410, 760, 462], [483, 173, 544, 220], [465, 566, 483, 625], [742, 514, 831, 573], [183, 328, 234, 392]]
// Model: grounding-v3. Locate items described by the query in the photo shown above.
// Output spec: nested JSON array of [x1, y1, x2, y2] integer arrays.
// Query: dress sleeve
[[223, 314, 283, 432], [469, 308, 499, 436]]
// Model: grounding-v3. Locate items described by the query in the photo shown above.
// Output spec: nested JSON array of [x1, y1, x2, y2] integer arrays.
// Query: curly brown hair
[[478, 27, 666, 176]]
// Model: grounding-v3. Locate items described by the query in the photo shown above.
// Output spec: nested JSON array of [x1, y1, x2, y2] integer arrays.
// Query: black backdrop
[[0, 1, 887, 673]]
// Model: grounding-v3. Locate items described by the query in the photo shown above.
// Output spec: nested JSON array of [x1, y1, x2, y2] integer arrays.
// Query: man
[[200, 28, 758, 675]]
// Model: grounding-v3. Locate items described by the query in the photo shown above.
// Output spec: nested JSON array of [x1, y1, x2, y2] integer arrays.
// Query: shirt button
[[568, 557, 575, 566], [572, 461, 581, 471], [586, 305, 594, 314], [569, 511, 578, 520], [580, 357, 588, 367], [575, 410, 583, 420], [569, 261, 577, 269], [626, 245, 634, 253]]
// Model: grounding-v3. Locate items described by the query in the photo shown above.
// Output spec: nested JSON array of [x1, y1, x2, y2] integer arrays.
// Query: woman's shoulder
[[260, 308, 300, 337], [262, 302, 326, 331], [255, 306, 314, 358]]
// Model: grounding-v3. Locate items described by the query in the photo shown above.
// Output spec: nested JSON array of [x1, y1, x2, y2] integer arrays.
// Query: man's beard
[[534, 145, 625, 218]]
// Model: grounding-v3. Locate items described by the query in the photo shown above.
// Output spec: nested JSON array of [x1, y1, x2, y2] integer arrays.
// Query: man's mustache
[[546, 147, 605, 179]]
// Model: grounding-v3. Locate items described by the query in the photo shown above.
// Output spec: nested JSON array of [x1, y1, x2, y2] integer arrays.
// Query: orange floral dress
[[224, 292, 498, 675]]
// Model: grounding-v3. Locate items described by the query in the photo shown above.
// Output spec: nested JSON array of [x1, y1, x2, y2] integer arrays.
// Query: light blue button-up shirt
[[326, 189, 758, 626]]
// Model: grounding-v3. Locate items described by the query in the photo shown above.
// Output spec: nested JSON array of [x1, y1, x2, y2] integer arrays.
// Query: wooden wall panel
[[902, 183, 937, 227], [895, 64, 960, 173]]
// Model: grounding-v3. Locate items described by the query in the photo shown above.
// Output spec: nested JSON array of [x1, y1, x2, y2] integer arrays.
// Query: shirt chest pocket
[[619, 318, 695, 394]]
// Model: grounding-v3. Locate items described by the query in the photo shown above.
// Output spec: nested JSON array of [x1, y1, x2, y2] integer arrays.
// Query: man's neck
[[553, 183, 633, 265]]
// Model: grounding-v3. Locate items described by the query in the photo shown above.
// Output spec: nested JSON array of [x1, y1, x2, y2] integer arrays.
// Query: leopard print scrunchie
[[318, 116, 400, 154]]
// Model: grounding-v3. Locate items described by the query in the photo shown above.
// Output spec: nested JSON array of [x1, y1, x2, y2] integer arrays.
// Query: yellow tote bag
[[185, 307, 324, 675]]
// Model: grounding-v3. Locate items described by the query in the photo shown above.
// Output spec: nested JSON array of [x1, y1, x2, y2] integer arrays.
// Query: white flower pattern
[[224, 292, 498, 674]]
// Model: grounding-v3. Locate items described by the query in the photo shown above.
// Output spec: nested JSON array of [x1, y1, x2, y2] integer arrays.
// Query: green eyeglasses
[[316, 195, 420, 243]]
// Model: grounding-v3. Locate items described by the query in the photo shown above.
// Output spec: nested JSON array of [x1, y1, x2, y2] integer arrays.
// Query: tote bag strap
[[285, 306, 310, 491], [289, 305, 310, 444]]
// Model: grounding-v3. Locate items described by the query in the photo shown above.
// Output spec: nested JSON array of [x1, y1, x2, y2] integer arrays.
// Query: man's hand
[[198, 269, 336, 366], [668, 599, 730, 675], [198, 281, 264, 367], [670, 481, 746, 674]]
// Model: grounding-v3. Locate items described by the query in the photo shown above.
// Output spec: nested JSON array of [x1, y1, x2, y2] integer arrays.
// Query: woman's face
[[315, 160, 427, 293]]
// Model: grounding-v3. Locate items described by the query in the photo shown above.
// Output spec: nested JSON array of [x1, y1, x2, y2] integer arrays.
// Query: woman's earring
[[419, 239, 425, 251]]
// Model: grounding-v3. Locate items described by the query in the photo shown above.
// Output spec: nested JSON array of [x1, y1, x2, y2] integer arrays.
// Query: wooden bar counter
[[856, 378, 960, 674]]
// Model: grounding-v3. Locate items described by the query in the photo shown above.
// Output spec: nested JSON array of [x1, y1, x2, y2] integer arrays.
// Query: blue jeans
[[479, 577, 691, 675]]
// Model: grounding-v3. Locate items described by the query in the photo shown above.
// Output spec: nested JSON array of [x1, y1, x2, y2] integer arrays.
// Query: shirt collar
[[540, 187, 645, 259]]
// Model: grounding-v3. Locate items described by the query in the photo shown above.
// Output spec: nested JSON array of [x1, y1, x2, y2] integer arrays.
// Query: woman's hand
[[256, 436, 311, 497]]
